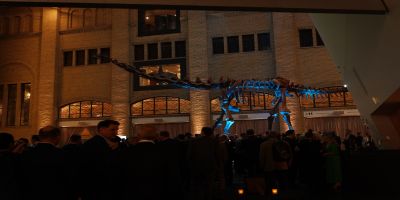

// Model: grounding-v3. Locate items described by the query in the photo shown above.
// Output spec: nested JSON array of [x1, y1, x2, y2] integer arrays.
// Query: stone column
[[38, 8, 58, 128], [272, 13, 305, 133], [111, 9, 130, 136], [188, 11, 210, 134]]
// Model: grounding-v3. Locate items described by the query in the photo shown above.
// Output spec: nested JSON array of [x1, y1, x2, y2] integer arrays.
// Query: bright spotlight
[[272, 188, 278, 195]]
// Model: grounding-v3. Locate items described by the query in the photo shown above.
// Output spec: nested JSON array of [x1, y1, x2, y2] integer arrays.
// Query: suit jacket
[[259, 138, 277, 172], [117, 141, 180, 200], [81, 135, 115, 200], [0, 151, 19, 200], [187, 136, 220, 179], [19, 143, 67, 200], [62, 144, 83, 200]]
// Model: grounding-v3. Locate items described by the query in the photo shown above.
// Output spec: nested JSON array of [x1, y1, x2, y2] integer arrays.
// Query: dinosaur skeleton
[[108, 58, 346, 134]]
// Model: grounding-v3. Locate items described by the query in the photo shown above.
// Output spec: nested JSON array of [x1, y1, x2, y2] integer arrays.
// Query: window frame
[[20, 83, 31, 126], [227, 36, 239, 53], [133, 58, 186, 91], [6, 84, 17, 126], [134, 44, 145, 61], [75, 49, 86, 66], [211, 92, 274, 113], [175, 40, 186, 58], [299, 28, 314, 48], [147, 43, 158, 60], [257, 32, 271, 51], [161, 42, 172, 59], [131, 96, 190, 117], [242, 34, 255, 52], [88, 48, 98, 65], [300, 87, 354, 109], [63, 51, 73, 67], [59, 101, 112, 119], [212, 37, 224, 54], [0, 84, 3, 127], [138, 9, 181, 37], [100, 47, 111, 63]]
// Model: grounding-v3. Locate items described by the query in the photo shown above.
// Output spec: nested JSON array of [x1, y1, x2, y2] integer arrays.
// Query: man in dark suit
[[0, 132, 19, 200], [62, 134, 83, 200], [81, 119, 120, 200], [158, 131, 184, 199], [117, 126, 180, 200], [187, 127, 221, 200], [19, 126, 67, 200]]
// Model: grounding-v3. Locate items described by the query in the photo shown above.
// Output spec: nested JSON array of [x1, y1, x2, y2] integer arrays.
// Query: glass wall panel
[[20, 83, 31, 125], [7, 84, 17, 126], [69, 102, 81, 118], [80, 101, 91, 118], [0, 85, 3, 126]]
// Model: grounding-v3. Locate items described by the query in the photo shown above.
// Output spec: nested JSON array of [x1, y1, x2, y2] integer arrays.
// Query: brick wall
[[110, 9, 130, 136], [37, 8, 58, 129], [188, 11, 211, 134], [0, 7, 41, 138], [207, 11, 275, 81]]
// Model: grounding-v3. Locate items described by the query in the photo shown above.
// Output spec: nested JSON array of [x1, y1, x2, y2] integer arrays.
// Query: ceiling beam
[[0, 0, 388, 14]]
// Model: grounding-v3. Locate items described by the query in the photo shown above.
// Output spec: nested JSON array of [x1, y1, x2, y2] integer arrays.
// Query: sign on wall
[[304, 109, 361, 118], [0, 0, 387, 14]]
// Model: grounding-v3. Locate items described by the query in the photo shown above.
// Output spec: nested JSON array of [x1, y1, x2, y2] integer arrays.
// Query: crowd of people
[[0, 119, 377, 200]]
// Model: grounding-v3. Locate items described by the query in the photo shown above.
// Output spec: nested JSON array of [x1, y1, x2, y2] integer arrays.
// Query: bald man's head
[[38, 125, 61, 145]]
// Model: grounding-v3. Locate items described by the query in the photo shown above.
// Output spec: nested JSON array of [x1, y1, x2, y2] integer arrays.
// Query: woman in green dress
[[323, 132, 342, 192]]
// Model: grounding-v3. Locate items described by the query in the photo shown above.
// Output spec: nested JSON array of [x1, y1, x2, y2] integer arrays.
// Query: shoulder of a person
[[86, 135, 105, 144]]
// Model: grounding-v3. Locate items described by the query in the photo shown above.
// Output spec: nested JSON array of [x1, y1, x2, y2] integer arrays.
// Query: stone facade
[[0, 7, 344, 138]]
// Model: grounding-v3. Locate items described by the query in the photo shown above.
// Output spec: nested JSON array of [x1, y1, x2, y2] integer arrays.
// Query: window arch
[[211, 92, 274, 113], [0, 17, 4, 35], [131, 96, 190, 116], [60, 101, 112, 119], [83, 9, 95, 27], [300, 86, 355, 108], [22, 15, 33, 33], [14, 16, 21, 34], [2, 17, 10, 35], [69, 9, 82, 29]]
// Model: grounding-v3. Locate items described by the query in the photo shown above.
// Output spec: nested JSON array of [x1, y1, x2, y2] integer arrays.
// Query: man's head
[[159, 131, 170, 141], [0, 132, 14, 151], [97, 119, 120, 140], [69, 134, 82, 144], [38, 126, 61, 145], [269, 131, 280, 139], [246, 129, 255, 136], [31, 135, 40, 145], [201, 127, 213, 137]]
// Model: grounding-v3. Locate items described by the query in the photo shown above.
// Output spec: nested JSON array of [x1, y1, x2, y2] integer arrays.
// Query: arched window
[[131, 96, 190, 116], [3, 17, 10, 35], [60, 101, 112, 119], [14, 16, 21, 34], [300, 86, 354, 108], [0, 17, 4, 35], [70, 9, 82, 29], [211, 92, 274, 113], [83, 9, 95, 27], [22, 15, 33, 32]]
